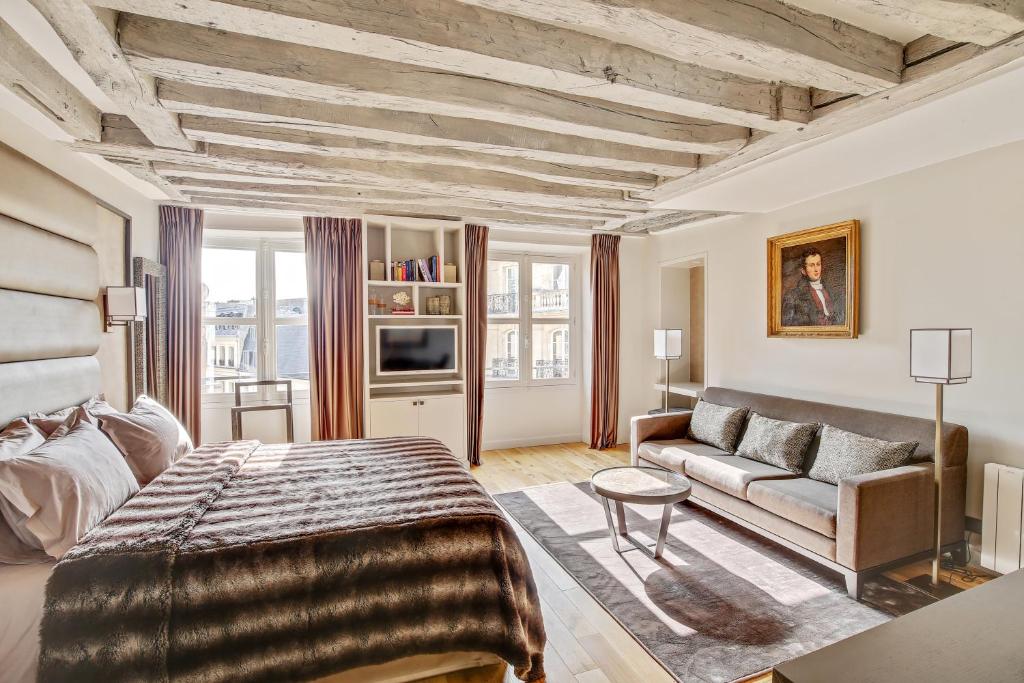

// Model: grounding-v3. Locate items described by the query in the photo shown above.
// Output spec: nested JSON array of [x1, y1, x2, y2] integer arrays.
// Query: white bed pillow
[[97, 395, 193, 486], [0, 419, 51, 564], [0, 420, 139, 559], [28, 395, 116, 437]]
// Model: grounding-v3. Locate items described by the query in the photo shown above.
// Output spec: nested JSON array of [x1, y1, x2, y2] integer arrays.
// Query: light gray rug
[[496, 482, 935, 683]]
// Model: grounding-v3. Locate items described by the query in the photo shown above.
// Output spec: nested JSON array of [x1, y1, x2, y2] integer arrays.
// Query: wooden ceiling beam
[[457, 0, 904, 95], [71, 137, 649, 212], [158, 83, 709, 172], [168, 115, 663, 191], [164, 178, 635, 220], [182, 191, 608, 228], [116, 14, 761, 149], [27, 0, 194, 150], [0, 18, 100, 141], [91, 0, 803, 129], [840, 1, 1024, 47]]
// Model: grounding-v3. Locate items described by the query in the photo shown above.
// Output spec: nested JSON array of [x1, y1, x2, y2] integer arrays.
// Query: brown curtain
[[304, 216, 364, 441], [590, 234, 621, 450], [159, 205, 203, 444], [465, 224, 489, 466]]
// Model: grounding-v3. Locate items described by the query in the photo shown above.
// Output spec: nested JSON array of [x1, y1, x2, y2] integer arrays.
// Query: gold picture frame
[[767, 220, 859, 338]]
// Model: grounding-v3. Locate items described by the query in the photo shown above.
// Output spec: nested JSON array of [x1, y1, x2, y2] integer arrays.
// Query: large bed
[[0, 143, 545, 682]]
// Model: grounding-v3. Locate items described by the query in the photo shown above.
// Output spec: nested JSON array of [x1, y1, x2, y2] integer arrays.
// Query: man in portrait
[[782, 247, 844, 326]]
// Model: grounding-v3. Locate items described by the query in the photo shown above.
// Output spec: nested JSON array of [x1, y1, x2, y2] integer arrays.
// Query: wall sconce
[[104, 286, 147, 330]]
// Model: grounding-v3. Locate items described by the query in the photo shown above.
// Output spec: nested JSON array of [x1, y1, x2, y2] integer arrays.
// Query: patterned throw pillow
[[687, 400, 749, 452], [807, 425, 919, 485], [735, 413, 819, 473]]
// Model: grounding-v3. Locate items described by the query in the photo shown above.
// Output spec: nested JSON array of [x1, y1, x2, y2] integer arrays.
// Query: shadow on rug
[[495, 482, 936, 683]]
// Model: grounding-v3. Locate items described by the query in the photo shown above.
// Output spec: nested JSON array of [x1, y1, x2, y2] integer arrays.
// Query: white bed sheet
[[0, 561, 53, 683]]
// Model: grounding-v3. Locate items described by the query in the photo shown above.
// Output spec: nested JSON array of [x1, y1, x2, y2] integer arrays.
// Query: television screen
[[378, 326, 457, 374]]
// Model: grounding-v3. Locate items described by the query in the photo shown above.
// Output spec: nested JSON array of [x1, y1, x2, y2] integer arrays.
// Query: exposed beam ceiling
[[9, 0, 1023, 233]]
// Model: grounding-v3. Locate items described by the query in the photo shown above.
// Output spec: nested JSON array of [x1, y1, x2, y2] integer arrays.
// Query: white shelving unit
[[652, 381, 705, 399], [361, 216, 467, 463]]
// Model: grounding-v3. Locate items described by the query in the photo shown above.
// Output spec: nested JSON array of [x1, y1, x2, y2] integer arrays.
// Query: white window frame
[[486, 252, 578, 388], [201, 235, 308, 405]]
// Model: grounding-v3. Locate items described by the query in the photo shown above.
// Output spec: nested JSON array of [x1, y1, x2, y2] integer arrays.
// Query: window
[[201, 238, 309, 397], [486, 254, 576, 386]]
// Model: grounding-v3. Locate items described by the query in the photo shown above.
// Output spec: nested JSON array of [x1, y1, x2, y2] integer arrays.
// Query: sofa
[[630, 387, 968, 598]]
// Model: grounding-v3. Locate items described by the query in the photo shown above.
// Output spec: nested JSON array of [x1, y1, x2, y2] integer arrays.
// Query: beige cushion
[[687, 400, 749, 452], [29, 396, 114, 437], [0, 419, 51, 564], [638, 439, 729, 473], [807, 424, 919, 485], [684, 454, 797, 499], [735, 412, 819, 474], [748, 478, 839, 538], [0, 421, 139, 559], [98, 396, 194, 486]]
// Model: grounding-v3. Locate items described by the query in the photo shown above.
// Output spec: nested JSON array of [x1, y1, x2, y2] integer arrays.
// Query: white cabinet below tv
[[368, 393, 467, 464]]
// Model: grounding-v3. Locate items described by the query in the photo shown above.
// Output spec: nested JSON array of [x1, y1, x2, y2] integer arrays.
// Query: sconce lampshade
[[654, 329, 683, 360], [910, 328, 971, 384], [106, 286, 147, 323]]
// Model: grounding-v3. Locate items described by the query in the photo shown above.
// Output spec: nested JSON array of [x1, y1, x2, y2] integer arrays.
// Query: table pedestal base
[[601, 497, 674, 559]]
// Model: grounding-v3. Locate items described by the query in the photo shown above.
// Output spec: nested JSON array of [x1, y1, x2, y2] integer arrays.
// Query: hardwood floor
[[472, 442, 991, 683]]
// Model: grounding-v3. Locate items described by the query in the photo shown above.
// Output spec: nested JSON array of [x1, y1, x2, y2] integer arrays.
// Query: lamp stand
[[932, 383, 943, 586], [663, 357, 670, 413]]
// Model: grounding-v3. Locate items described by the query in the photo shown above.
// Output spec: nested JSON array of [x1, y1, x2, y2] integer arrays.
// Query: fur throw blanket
[[39, 437, 546, 682]]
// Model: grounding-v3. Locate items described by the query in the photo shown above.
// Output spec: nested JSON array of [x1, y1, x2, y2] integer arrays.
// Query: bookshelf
[[361, 216, 467, 463]]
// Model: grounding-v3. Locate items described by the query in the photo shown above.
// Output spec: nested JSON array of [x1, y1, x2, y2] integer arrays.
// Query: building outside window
[[485, 254, 576, 386], [201, 238, 309, 398]]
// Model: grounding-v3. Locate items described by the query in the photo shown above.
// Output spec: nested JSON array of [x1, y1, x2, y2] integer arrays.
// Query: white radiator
[[981, 463, 1024, 574]]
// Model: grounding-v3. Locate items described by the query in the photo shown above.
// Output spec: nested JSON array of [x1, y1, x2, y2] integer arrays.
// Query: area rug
[[495, 482, 936, 683]]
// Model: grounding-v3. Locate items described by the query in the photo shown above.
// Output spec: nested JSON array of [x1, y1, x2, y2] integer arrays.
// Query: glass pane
[[276, 324, 310, 392], [202, 248, 257, 318], [487, 259, 519, 317], [275, 251, 307, 318], [532, 262, 569, 318], [485, 323, 519, 380], [202, 323, 257, 393], [532, 323, 570, 379]]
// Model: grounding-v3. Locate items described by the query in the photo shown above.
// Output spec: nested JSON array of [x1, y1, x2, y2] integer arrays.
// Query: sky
[[202, 248, 307, 302]]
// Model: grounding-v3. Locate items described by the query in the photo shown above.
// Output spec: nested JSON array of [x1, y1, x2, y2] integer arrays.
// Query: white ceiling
[[654, 58, 1024, 214]]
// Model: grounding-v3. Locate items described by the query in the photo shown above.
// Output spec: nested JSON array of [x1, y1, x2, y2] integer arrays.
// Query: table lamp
[[910, 327, 971, 588], [654, 329, 683, 414]]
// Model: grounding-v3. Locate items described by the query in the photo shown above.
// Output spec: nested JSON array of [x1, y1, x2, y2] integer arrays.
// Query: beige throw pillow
[[98, 396, 193, 486], [0, 419, 51, 564], [0, 421, 139, 559]]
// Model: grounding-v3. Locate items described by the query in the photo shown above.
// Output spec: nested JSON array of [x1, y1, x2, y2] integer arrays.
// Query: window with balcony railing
[[486, 254, 576, 386]]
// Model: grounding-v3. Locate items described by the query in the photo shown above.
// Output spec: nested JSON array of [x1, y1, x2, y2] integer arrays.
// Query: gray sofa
[[631, 387, 968, 598]]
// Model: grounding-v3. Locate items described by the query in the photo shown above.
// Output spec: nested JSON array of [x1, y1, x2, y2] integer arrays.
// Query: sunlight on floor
[[523, 482, 608, 535]]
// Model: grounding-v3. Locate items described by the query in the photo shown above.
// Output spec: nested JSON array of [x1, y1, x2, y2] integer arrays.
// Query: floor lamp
[[654, 329, 683, 414], [909, 328, 972, 591]]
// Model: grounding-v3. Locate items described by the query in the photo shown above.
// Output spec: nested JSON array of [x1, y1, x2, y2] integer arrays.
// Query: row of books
[[392, 255, 439, 282]]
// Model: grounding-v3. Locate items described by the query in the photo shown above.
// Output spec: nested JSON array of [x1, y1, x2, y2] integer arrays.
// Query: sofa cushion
[[747, 478, 839, 538], [684, 455, 797, 499], [807, 424, 919, 485], [687, 400, 749, 452], [736, 412, 819, 473], [637, 439, 730, 473]]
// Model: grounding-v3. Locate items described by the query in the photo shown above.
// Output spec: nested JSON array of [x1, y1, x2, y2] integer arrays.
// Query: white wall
[[646, 140, 1024, 518]]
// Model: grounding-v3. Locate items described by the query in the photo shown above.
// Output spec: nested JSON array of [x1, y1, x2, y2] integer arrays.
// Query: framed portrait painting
[[767, 220, 859, 338]]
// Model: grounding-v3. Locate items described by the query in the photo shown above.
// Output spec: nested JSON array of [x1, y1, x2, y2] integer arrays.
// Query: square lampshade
[[106, 286, 147, 322], [654, 329, 683, 359], [910, 328, 971, 384]]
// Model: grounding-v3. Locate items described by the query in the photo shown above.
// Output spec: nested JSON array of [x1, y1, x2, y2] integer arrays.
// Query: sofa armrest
[[629, 411, 692, 466], [836, 464, 933, 571]]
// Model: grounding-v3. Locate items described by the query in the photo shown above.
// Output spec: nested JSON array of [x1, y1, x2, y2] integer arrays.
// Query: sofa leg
[[845, 573, 863, 600]]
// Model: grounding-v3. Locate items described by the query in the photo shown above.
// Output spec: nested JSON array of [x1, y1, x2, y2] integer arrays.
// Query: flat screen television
[[377, 325, 458, 375]]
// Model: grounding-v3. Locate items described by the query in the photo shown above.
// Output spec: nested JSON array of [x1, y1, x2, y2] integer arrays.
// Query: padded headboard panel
[[0, 142, 105, 427]]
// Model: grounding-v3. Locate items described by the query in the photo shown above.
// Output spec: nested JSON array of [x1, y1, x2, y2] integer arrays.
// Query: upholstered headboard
[[0, 142, 112, 426]]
